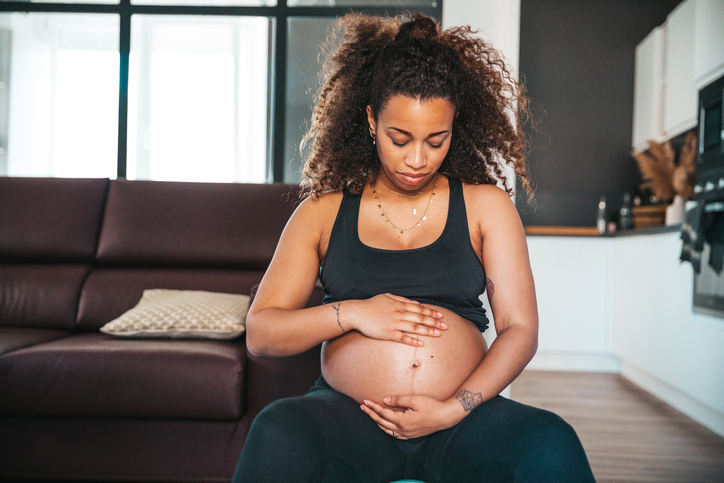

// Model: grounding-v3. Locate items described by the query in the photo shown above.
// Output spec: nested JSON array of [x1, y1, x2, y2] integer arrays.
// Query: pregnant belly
[[321, 304, 487, 406]]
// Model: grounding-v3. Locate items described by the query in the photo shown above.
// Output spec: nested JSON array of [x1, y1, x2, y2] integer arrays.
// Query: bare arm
[[246, 193, 346, 357], [246, 193, 447, 357], [444, 184, 538, 418]]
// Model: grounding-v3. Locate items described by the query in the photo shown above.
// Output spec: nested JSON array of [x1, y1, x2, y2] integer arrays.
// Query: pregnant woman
[[233, 13, 595, 483]]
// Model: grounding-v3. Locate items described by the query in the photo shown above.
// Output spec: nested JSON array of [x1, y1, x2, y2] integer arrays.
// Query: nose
[[405, 144, 427, 170]]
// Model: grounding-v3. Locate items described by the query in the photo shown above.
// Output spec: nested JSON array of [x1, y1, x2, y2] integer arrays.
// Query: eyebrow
[[388, 127, 450, 137]]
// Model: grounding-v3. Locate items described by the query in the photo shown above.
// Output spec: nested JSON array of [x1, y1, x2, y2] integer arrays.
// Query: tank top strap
[[327, 188, 360, 252], [444, 178, 470, 240]]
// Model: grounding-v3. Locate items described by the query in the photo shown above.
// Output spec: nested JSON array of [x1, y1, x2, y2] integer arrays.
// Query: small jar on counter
[[597, 196, 607, 235], [619, 193, 634, 230]]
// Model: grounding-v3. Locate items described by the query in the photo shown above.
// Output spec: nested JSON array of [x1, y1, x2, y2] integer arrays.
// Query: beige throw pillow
[[100, 289, 250, 339]]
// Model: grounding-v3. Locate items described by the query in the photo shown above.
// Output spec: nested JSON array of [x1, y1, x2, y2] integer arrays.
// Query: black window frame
[[0, 0, 442, 182]]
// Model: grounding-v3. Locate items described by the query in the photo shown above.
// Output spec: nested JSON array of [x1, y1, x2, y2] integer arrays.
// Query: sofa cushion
[[96, 180, 299, 269], [77, 268, 264, 331], [0, 264, 91, 329], [0, 327, 72, 356], [0, 332, 246, 419], [100, 289, 249, 339], [0, 177, 108, 263], [0, 415, 251, 482]]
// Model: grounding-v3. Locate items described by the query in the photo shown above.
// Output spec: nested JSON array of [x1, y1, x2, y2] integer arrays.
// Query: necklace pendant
[[413, 207, 417, 215]]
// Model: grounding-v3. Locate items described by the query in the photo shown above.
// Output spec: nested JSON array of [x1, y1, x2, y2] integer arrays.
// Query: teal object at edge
[[391, 480, 426, 483]]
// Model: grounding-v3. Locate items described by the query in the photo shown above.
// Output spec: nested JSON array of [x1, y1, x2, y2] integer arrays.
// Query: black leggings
[[232, 376, 595, 483]]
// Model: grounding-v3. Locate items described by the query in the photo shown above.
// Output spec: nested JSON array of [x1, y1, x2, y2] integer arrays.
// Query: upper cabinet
[[633, 0, 724, 151], [663, 0, 697, 140], [693, 0, 724, 88], [633, 27, 664, 152]]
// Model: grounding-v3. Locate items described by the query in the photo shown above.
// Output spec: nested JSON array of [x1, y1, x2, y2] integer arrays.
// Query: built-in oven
[[692, 74, 724, 317]]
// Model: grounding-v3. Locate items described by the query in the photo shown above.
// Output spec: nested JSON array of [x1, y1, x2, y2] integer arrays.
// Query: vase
[[665, 195, 686, 226]]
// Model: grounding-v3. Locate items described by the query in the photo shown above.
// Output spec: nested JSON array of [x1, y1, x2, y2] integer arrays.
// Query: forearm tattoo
[[485, 277, 495, 301], [455, 389, 484, 412], [333, 302, 345, 333]]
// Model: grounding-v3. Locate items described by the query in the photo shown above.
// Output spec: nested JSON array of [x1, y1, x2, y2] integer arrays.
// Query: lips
[[399, 172, 428, 185]]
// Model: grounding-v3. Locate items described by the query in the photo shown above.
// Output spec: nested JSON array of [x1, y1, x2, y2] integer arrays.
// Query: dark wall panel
[[518, 0, 682, 226]]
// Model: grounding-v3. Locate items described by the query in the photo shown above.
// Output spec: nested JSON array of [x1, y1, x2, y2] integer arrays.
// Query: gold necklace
[[377, 174, 437, 215], [372, 177, 437, 234]]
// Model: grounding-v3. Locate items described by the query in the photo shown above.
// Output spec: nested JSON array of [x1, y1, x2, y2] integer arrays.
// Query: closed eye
[[429, 142, 444, 148], [392, 140, 408, 147]]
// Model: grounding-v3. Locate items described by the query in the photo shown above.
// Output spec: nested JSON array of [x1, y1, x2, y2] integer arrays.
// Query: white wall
[[442, 0, 520, 193], [442, 0, 520, 71]]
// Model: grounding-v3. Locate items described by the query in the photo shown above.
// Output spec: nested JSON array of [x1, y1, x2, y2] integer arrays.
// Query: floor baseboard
[[620, 361, 724, 438], [526, 351, 621, 373]]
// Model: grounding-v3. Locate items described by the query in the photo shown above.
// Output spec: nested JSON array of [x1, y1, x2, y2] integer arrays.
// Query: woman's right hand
[[342, 294, 447, 347]]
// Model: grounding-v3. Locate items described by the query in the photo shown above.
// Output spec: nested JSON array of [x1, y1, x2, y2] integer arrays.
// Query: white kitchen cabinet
[[634, 0, 724, 149], [632, 27, 665, 152], [525, 231, 724, 437], [663, 0, 698, 139], [693, 0, 724, 88]]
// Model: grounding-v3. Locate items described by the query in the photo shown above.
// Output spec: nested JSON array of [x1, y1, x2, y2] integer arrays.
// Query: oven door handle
[[704, 201, 724, 213]]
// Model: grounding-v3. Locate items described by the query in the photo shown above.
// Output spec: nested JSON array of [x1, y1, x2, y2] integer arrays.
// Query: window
[[128, 15, 269, 182], [0, 13, 119, 178], [0, 1, 441, 183]]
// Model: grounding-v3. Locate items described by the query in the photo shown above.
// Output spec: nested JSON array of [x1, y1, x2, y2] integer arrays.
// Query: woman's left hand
[[360, 394, 464, 439]]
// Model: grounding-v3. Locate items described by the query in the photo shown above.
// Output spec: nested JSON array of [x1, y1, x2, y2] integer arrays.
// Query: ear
[[366, 105, 376, 135]]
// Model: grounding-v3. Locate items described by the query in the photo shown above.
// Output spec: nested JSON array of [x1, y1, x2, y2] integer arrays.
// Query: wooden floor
[[510, 370, 724, 483]]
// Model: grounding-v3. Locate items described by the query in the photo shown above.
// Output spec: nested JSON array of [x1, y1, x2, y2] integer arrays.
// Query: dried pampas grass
[[632, 140, 676, 201], [632, 132, 697, 201], [673, 132, 696, 200]]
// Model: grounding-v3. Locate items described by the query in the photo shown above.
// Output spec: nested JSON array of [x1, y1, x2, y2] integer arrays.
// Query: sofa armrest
[[245, 280, 325, 420]]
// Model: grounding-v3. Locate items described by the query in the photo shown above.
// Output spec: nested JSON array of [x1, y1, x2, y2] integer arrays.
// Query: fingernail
[[364, 400, 370, 406], [441, 322, 448, 329], [434, 329, 441, 335], [383, 397, 391, 404], [437, 311, 443, 317], [417, 340, 423, 346], [361, 405, 365, 412]]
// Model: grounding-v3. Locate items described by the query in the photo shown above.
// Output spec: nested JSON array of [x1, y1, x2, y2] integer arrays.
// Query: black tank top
[[320, 178, 489, 332]]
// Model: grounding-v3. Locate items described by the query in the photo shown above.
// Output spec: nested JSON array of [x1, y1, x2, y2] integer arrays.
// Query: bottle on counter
[[597, 196, 607, 235], [619, 192, 633, 230]]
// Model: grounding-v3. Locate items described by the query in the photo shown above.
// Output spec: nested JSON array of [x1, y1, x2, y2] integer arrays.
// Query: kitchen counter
[[524, 224, 682, 237]]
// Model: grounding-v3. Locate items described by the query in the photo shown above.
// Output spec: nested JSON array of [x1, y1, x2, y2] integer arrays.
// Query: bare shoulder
[[462, 183, 514, 207], [284, 191, 344, 260], [291, 190, 343, 227], [462, 183, 520, 233]]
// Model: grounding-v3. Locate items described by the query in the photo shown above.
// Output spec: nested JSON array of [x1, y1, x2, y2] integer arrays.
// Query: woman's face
[[367, 95, 455, 192]]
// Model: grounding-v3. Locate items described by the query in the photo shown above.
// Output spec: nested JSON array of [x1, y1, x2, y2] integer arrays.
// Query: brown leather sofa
[[0, 177, 323, 482]]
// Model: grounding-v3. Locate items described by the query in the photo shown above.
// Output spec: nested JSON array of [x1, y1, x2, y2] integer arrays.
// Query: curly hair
[[299, 12, 534, 204]]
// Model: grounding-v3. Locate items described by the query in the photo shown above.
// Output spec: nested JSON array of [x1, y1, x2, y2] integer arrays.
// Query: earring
[[369, 127, 376, 145]]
